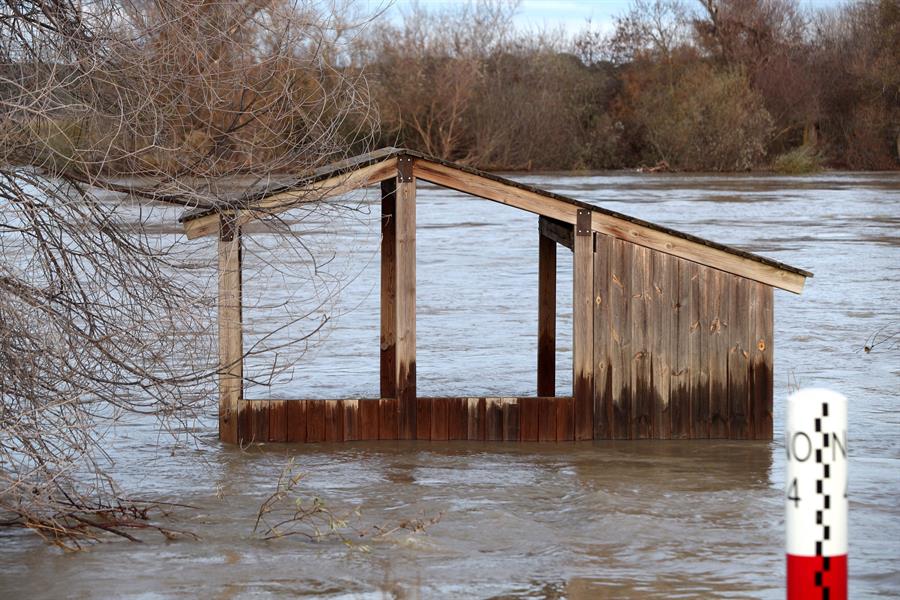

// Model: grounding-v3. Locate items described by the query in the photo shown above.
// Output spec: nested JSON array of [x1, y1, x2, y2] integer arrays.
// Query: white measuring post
[[786, 388, 848, 599]]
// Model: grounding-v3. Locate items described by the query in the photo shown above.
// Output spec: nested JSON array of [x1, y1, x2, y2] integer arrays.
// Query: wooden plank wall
[[243, 397, 575, 443], [592, 233, 774, 440]]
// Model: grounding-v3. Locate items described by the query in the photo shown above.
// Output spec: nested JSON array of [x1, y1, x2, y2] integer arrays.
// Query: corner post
[[537, 223, 557, 396], [380, 178, 397, 399], [218, 213, 243, 444], [573, 209, 595, 440], [395, 156, 417, 439]]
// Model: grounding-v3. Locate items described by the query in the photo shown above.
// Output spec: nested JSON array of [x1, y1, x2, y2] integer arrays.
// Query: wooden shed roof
[[179, 147, 812, 293]]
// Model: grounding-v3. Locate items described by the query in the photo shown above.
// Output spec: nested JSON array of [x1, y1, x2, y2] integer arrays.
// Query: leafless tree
[[1, 0, 377, 548]]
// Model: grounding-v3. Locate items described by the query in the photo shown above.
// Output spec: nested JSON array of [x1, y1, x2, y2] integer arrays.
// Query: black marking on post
[[817, 510, 823, 524], [815, 418, 821, 432], [824, 526, 830, 540], [815, 572, 823, 586], [816, 541, 822, 556], [824, 465, 830, 478], [824, 434, 829, 448], [822, 403, 828, 417], [825, 495, 831, 509], [823, 588, 830, 600], [817, 480, 823, 493], [816, 449, 822, 463]]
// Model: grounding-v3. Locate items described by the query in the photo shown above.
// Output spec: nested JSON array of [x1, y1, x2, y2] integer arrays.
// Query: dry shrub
[[634, 64, 773, 171]]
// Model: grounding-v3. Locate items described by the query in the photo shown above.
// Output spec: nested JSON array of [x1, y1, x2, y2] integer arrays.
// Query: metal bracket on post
[[576, 208, 592, 236], [397, 155, 414, 183]]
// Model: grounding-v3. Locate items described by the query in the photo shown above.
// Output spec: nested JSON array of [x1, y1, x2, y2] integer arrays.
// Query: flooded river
[[1, 172, 898, 598]]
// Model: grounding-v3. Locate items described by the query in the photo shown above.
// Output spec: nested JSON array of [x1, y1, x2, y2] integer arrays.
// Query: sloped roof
[[179, 147, 812, 293]]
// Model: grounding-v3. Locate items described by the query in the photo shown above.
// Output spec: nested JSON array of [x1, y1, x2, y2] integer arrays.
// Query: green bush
[[773, 145, 824, 174]]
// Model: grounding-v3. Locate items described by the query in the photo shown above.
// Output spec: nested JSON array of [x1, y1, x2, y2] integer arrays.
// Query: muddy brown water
[[1, 172, 898, 598]]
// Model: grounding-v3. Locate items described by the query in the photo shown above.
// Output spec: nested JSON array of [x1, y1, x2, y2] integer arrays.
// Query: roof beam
[[182, 158, 398, 239], [413, 157, 805, 293]]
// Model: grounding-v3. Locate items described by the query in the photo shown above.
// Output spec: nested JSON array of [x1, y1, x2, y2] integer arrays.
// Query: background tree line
[[354, 0, 899, 172]]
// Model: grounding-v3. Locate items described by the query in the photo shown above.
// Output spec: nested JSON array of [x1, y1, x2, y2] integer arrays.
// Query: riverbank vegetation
[[354, 0, 899, 172]]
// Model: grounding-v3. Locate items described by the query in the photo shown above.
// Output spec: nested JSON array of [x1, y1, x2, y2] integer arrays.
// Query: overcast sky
[[371, 0, 848, 36]]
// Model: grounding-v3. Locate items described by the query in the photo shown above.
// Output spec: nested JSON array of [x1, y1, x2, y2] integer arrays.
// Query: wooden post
[[573, 209, 594, 440], [537, 227, 557, 397], [395, 156, 417, 439], [380, 178, 397, 399], [218, 215, 243, 444]]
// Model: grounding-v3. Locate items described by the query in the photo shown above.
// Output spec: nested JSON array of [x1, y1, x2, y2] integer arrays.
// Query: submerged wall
[[592, 234, 774, 440]]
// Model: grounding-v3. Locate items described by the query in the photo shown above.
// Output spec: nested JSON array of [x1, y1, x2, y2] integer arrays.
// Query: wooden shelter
[[179, 148, 812, 444]]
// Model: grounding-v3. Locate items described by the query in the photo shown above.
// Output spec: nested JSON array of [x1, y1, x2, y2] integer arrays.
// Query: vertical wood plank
[[396, 160, 417, 440], [485, 398, 503, 441], [416, 398, 431, 440], [379, 397, 399, 440], [751, 285, 774, 439], [556, 396, 574, 441], [593, 234, 612, 439], [448, 398, 467, 440], [343, 399, 360, 442], [502, 398, 520, 442], [631, 245, 653, 439], [466, 398, 482, 440], [573, 211, 594, 441], [325, 400, 344, 442], [690, 262, 707, 438], [651, 251, 676, 439], [250, 401, 269, 443], [268, 400, 287, 442], [673, 260, 700, 439], [728, 277, 752, 439], [431, 398, 449, 441], [610, 239, 632, 439], [306, 400, 325, 443], [380, 178, 397, 400], [538, 397, 558, 441], [706, 268, 731, 438], [286, 400, 307, 443], [359, 399, 379, 440], [218, 217, 243, 444], [538, 232, 557, 396], [519, 397, 539, 441]]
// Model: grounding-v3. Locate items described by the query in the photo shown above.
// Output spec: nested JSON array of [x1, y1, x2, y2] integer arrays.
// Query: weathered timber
[[486, 398, 503, 441], [751, 284, 774, 439], [538, 230, 557, 397], [269, 400, 287, 442], [610, 238, 633, 439], [360, 400, 379, 440], [573, 210, 594, 440], [728, 277, 752, 439], [325, 400, 344, 442], [671, 260, 698, 439], [183, 158, 399, 239], [416, 397, 431, 440], [706, 268, 731, 438], [218, 216, 243, 444], [379, 397, 399, 440], [593, 233, 613, 439], [396, 159, 417, 440], [538, 397, 557, 441], [449, 398, 468, 440], [286, 400, 307, 443], [539, 216, 574, 250], [380, 179, 397, 399], [343, 400, 360, 442], [651, 251, 676, 439], [520, 397, 539, 441], [431, 397, 449, 441], [503, 398, 520, 441], [631, 245, 653, 439], [307, 400, 326, 443]]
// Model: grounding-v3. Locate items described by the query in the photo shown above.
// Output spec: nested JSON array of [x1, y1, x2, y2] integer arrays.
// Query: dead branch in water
[[0, 0, 377, 547], [253, 460, 442, 548]]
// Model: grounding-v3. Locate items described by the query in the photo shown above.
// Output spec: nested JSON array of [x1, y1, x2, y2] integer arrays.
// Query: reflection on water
[[0, 172, 898, 598]]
